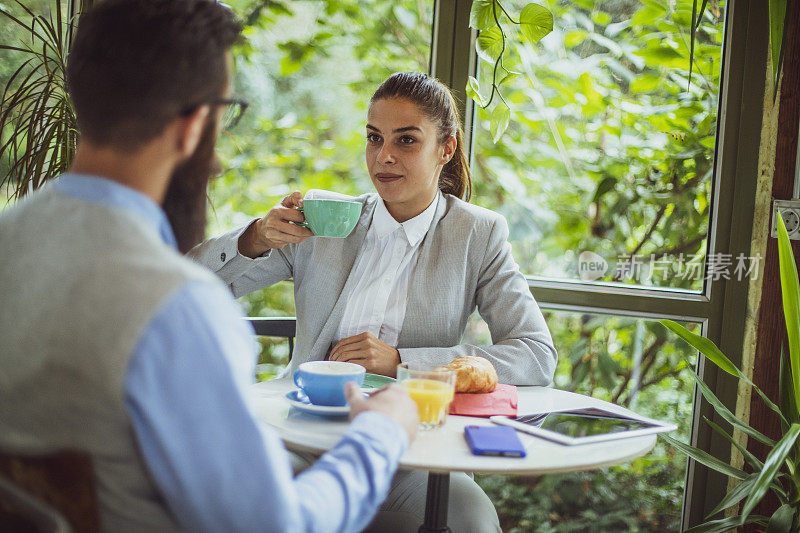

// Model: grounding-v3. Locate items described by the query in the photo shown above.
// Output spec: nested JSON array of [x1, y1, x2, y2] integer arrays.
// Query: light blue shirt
[[54, 174, 408, 533]]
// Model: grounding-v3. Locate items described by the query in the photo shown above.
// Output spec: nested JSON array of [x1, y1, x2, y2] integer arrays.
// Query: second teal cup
[[298, 199, 361, 238]]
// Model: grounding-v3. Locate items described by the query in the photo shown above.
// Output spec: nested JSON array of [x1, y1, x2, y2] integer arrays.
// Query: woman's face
[[366, 97, 455, 222]]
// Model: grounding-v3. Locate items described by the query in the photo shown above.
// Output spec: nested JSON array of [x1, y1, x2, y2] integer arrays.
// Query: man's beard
[[162, 117, 222, 254]]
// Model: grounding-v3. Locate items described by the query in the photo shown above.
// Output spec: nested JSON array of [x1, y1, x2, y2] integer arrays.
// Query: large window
[[473, 0, 725, 293], [211, 0, 433, 323], [465, 311, 697, 530], [214, 0, 756, 529]]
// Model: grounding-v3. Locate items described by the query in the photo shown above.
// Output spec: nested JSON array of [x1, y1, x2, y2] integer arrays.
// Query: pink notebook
[[449, 383, 518, 417]]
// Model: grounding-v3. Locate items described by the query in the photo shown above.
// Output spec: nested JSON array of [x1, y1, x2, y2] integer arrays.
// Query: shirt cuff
[[216, 219, 273, 277], [348, 411, 409, 461]]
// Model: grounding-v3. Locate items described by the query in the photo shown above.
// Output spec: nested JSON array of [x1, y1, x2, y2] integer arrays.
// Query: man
[[0, 1, 418, 531]]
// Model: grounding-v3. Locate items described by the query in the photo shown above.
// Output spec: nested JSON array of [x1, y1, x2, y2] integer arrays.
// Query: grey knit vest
[[0, 184, 219, 531]]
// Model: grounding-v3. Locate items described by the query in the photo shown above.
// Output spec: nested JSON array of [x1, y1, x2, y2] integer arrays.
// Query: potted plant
[[660, 215, 800, 532], [0, 0, 91, 200]]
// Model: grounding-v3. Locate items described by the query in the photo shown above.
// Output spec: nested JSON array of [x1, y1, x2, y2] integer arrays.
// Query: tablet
[[490, 407, 677, 445]]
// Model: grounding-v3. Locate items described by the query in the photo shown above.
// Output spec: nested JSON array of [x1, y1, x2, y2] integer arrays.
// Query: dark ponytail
[[370, 72, 472, 202]]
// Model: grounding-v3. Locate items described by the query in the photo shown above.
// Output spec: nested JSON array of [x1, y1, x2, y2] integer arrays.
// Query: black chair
[[245, 317, 297, 359]]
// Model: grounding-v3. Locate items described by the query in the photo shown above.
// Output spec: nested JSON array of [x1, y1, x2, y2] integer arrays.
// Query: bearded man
[[0, 1, 418, 531]]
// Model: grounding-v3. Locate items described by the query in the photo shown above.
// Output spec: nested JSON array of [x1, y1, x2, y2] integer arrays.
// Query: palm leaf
[[684, 514, 768, 533], [779, 344, 799, 431], [769, 0, 788, 100], [686, 364, 776, 446], [705, 416, 764, 471], [0, 0, 76, 199], [688, 0, 697, 91], [660, 434, 748, 480], [777, 216, 800, 414], [663, 319, 788, 426], [705, 473, 759, 518], [740, 424, 800, 524], [766, 503, 796, 533]]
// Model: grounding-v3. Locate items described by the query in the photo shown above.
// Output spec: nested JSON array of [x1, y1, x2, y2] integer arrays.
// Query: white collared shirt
[[335, 193, 441, 348]]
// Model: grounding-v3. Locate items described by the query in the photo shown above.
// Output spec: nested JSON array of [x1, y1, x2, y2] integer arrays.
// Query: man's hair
[[66, 0, 241, 148]]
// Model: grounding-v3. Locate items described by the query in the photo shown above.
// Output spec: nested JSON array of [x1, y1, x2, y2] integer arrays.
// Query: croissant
[[445, 356, 497, 393]]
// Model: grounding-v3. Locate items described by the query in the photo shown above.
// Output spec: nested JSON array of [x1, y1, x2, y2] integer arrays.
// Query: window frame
[[430, 0, 768, 527]]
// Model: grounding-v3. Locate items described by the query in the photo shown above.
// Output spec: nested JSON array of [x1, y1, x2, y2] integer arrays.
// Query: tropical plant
[[659, 215, 800, 532], [690, 0, 787, 98], [466, 0, 554, 142], [0, 0, 90, 200]]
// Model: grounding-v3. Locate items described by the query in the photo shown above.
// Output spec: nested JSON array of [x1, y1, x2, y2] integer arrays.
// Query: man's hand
[[238, 191, 314, 258], [345, 383, 418, 443], [329, 332, 401, 377]]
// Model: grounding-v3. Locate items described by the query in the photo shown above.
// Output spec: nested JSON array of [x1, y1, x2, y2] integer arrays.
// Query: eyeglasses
[[180, 97, 249, 131]]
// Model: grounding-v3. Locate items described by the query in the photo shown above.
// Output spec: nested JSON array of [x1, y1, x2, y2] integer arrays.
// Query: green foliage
[[472, 0, 725, 294], [768, 0, 787, 98], [468, 1, 554, 141], [659, 216, 800, 530], [0, 0, 84, 200]]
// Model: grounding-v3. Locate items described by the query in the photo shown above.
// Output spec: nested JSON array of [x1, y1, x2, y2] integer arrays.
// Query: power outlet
[[772, 199, 800, 240]]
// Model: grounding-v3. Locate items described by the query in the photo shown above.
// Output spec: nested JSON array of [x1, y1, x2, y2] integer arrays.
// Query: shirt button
[[220, 252, 227, 262], [384, 278, 391, 285]]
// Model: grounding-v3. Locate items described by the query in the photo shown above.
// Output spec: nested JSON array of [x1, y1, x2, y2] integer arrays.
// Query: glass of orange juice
[[397, 362, 456, 430]]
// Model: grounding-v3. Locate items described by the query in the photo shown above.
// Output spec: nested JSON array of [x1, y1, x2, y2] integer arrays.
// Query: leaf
[[685, 362, 776, 446], [663, 319, 787, 426], [705, 473, 758, 518], [740, 424, 800, 524], [634, 47, 685, 68], [476, 27, 504, 63], [519, 3, 553, 44], [592, 176, 617, 203], [466, 76, 487, 107], [498, 71, 519, 85], [469, 0, 495, 31], [695, 0, 711, 31], [684, 514, 768, 533], [490, 103, 510, 143], [704, 417, 764, 471], [779, 344, 799, 427], [689, 0, 697, 90], [660, 434, 748, 481], [662, 320, 738, 376], [769, 0, 788, 98], [766, 503, 795, 533], [777, 216, 800, 418]]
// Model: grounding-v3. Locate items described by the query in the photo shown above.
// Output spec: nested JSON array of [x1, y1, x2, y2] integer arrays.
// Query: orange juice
[[401, 378, 455, 426]]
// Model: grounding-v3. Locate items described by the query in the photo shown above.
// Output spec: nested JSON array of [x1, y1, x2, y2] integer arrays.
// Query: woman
[[192, 72, 556, 385], [190, 72, 557, 532]]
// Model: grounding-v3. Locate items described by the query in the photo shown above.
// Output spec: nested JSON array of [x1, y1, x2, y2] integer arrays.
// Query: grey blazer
[[189, 193, 557, 385]]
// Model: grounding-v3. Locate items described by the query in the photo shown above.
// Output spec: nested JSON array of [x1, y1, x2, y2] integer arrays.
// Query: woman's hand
[[238, 191, 314, 258], [329, 332, 401, 377]]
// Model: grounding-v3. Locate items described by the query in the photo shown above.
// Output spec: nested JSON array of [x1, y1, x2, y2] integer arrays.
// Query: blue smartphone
[[464, 425, 526, 457]]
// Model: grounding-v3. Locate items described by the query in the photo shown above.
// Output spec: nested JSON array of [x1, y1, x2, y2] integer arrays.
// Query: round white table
[[249, 379, 657, 532]]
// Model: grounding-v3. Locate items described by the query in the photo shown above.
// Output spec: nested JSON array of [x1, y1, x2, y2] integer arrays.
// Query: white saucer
[[285, 390, 350, 416]]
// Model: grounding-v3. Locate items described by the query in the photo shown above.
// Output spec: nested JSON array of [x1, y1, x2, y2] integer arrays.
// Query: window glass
[[209, 0, 434, 324], [465, 309, 698, 530], [473, 0, 726, 291]]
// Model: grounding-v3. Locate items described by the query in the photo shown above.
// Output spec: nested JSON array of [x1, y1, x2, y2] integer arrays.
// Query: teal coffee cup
[[298, 199, 361, 238]]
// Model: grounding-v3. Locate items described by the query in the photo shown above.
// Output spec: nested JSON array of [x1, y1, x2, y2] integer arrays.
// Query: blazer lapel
[[307, 196, 379, 360]]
